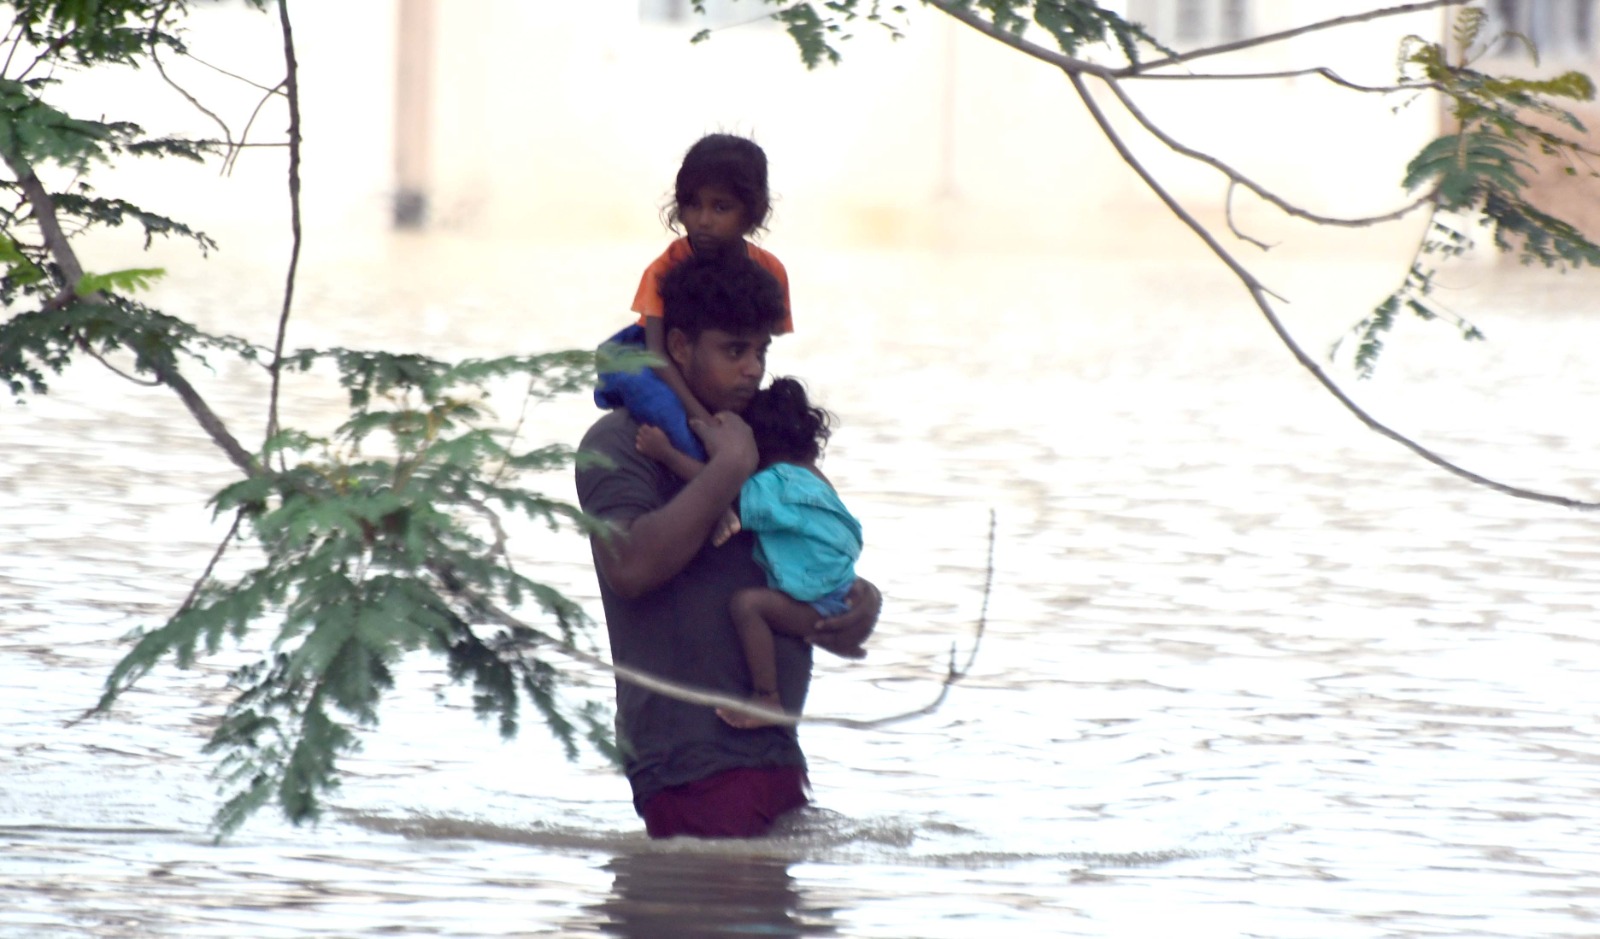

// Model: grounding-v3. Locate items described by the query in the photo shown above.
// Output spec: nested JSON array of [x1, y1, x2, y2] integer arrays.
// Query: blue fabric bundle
[[594, 324, 708, 461]]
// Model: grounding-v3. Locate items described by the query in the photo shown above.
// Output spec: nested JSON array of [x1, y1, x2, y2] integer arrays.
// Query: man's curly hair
[[659, 253, 786, 340]]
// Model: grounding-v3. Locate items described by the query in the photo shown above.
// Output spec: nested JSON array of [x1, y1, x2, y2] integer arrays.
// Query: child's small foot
[[711, 507, 742, 547], [717, 690, 787, 729]]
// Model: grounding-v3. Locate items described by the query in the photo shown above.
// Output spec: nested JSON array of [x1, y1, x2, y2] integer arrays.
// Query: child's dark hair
[[666, 133, 772, 236], [744, 377, 832, 466], [659, 253, 786, 340]]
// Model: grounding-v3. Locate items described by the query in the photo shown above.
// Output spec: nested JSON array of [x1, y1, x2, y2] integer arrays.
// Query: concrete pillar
[[394, 0, 435, 228]]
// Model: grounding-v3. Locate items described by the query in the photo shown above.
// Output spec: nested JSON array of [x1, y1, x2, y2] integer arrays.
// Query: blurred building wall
[[407, 0, 1450, 257], [34, 2, 1540, 259]]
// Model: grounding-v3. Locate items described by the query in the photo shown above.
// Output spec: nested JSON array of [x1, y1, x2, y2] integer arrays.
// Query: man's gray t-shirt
[[576, 410, 812, 811]]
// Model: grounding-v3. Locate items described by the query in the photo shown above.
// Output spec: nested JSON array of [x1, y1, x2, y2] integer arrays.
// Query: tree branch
[[4, 145, 260, 478], [1099, 74, 1438, 230], [8, 162, 86, 286], [1119, 0, 1470, 74], [922, 0, 1107, 75], [155, 365, 260, 476], [1066, 69, 1600, 511], [264, 0, 303, 456], [447, 509, 994, 730], [1125, 67, 1442, 96], [150, 1, 237, 161]]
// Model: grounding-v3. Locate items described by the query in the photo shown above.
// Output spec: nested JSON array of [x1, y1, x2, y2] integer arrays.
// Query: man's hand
[[690, 411, 759, 475], [810, 577, 880, 658]]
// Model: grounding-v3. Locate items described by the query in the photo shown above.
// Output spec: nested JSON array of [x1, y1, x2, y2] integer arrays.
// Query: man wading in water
[[576, 254, 879, 838]]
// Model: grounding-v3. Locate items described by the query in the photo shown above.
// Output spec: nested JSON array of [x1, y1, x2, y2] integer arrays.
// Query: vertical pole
[[937, 13, 957, 199], [394, 0, 435, 228]]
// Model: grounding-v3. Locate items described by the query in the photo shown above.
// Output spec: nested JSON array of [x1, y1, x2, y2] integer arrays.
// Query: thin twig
[[149, 15, 237, 164], [182, 51, 287, 96], [814, 508, 994, 730], [1225, 179, 1275, 251], [454, 510, 995, 729], [191, 140, 287, 150], [462, 495, 512, 566], [81, 344, 161, 386], [221, 79, 286, 177], [491, 375, 544, 488], [3, 22, 28, 76], [923, 0, 1108, 75], [6, 140, 261, 477], [70, 510, 245, 727], [12, 26, 74, 84], [1125, 67, 1441, 95], [1100, 74, 1438, 229], [1119, 0, 1470, 74], [263, 0, 303, 463]]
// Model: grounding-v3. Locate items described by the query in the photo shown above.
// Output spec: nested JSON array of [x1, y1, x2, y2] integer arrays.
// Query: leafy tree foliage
[[0, 0, 636, 835]]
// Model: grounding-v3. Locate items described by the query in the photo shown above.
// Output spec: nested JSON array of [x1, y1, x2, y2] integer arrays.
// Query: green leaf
[[76, 267, 165, 296], [1403, 131, 1532, 207], [0, 234, 47, 286]]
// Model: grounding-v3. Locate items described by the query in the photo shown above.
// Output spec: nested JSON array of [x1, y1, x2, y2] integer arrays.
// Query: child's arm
[[644, 316, 713, 425], [637, 423, 744, 548], [636, 424, 705, 482]]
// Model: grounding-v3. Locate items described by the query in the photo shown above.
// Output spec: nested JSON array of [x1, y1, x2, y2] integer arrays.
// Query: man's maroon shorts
[[639, 765, 809, 839]]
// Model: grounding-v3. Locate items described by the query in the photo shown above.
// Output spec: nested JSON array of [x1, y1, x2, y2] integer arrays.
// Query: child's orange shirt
[[630, 237, 794, 334]]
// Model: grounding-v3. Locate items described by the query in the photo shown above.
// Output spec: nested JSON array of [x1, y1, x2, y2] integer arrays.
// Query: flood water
[[4, 235, 1600, 938]]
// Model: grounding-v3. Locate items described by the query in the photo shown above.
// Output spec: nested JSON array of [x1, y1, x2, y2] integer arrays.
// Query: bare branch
[[1067, 69, 1600, 511], [449, 509, 995, 730], [1120, 0, 1471, 75], [7, 163, 86, 285], [193, 140, 288, 151], [920, 0, 1468, 84], [2, 21, 29, 76], [81, 344, 161, 386], [182, 51, 287, 96], [156, 364, 260, 476], [1125, 67, 1442, 96], [1100, 75, 1437, 229], [922, 0, 1108, 75], [263, 0, 304, 459], [217, 77, 287, 177], [1225, 180, 1275, 251], [462, 495, 512, 566], [149, 13, 237, 160], [5, 143, 263, 478]]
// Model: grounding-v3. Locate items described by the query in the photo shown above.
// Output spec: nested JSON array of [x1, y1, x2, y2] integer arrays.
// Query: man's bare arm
[[636, 423, 706, 484], [593, 412, 756, 599]]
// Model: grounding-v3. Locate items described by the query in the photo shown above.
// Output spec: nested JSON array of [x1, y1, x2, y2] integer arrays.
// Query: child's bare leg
[[719, 587, 823, 729]]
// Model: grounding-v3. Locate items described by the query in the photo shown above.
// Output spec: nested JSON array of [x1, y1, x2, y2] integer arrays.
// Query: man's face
[[680, 183, 749, 259], [670, 327, 771, 415]]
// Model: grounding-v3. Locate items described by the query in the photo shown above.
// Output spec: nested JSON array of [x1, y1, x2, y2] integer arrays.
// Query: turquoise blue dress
[[739, 463, 862, 616]]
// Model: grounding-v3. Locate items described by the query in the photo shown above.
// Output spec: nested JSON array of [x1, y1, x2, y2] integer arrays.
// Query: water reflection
[[587, 851, 838, 938]]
